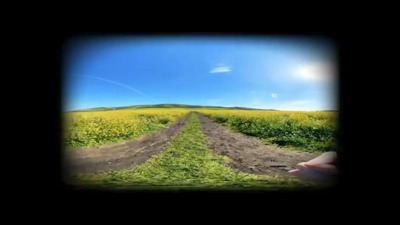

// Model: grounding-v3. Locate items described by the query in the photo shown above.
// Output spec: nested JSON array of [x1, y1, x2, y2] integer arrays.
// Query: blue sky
[[64, 36, 338, 111]]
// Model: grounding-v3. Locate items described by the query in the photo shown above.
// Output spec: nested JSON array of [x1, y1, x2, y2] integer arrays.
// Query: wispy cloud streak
[[87, 76, 158, 102]]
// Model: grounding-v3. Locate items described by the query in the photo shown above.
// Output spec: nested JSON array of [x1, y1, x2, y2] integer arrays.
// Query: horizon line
[[63, 103, 338, 112]]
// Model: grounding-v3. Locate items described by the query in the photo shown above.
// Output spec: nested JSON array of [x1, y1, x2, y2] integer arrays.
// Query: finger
[[302, 163, 338, 175], [297, 162, 307, 167], [304, 151, 337, 165], [289, 166, 336, 182]]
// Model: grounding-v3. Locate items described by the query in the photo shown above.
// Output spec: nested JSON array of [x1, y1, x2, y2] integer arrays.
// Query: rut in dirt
[[64, 112, 192, 175], [196, 112, 320, 177]]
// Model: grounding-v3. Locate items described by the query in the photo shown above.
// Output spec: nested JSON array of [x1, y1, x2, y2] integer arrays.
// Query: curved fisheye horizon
[[64, 36, 338, 112], [63, 35, 341, 190]]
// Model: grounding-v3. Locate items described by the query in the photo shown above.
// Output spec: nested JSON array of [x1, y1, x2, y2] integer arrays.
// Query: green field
[[197, 109, 338, 152], [64, 106, 338, 190], [68, 113, 316, 190]]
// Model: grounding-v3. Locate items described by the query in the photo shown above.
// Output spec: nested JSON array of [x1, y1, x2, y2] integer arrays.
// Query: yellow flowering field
[[63, 107, 338, 152], [63, 108, 190, 149]]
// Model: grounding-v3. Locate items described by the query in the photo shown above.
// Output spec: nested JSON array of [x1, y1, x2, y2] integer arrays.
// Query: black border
[[49, 32, 346, 204]]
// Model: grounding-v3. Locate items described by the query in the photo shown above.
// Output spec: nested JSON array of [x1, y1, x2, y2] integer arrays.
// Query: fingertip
[[297, 162, 307, 167]]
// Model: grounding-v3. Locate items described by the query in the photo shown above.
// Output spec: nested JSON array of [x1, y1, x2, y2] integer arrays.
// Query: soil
[[196, 112, 320, 177], [63, 112, 192, 175]]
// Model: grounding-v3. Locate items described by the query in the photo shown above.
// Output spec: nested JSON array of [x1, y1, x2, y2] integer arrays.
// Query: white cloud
[[210, 64, 231, 73], [87, 76, 158, 102], [271, 93, 278, 98], [293, 62, 336, 82]]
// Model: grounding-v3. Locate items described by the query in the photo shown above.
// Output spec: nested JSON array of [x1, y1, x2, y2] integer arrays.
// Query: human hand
[[289, 151, 338, 182]]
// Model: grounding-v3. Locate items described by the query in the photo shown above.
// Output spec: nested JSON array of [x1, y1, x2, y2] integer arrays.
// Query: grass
[[68, 113, 317, 190]]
